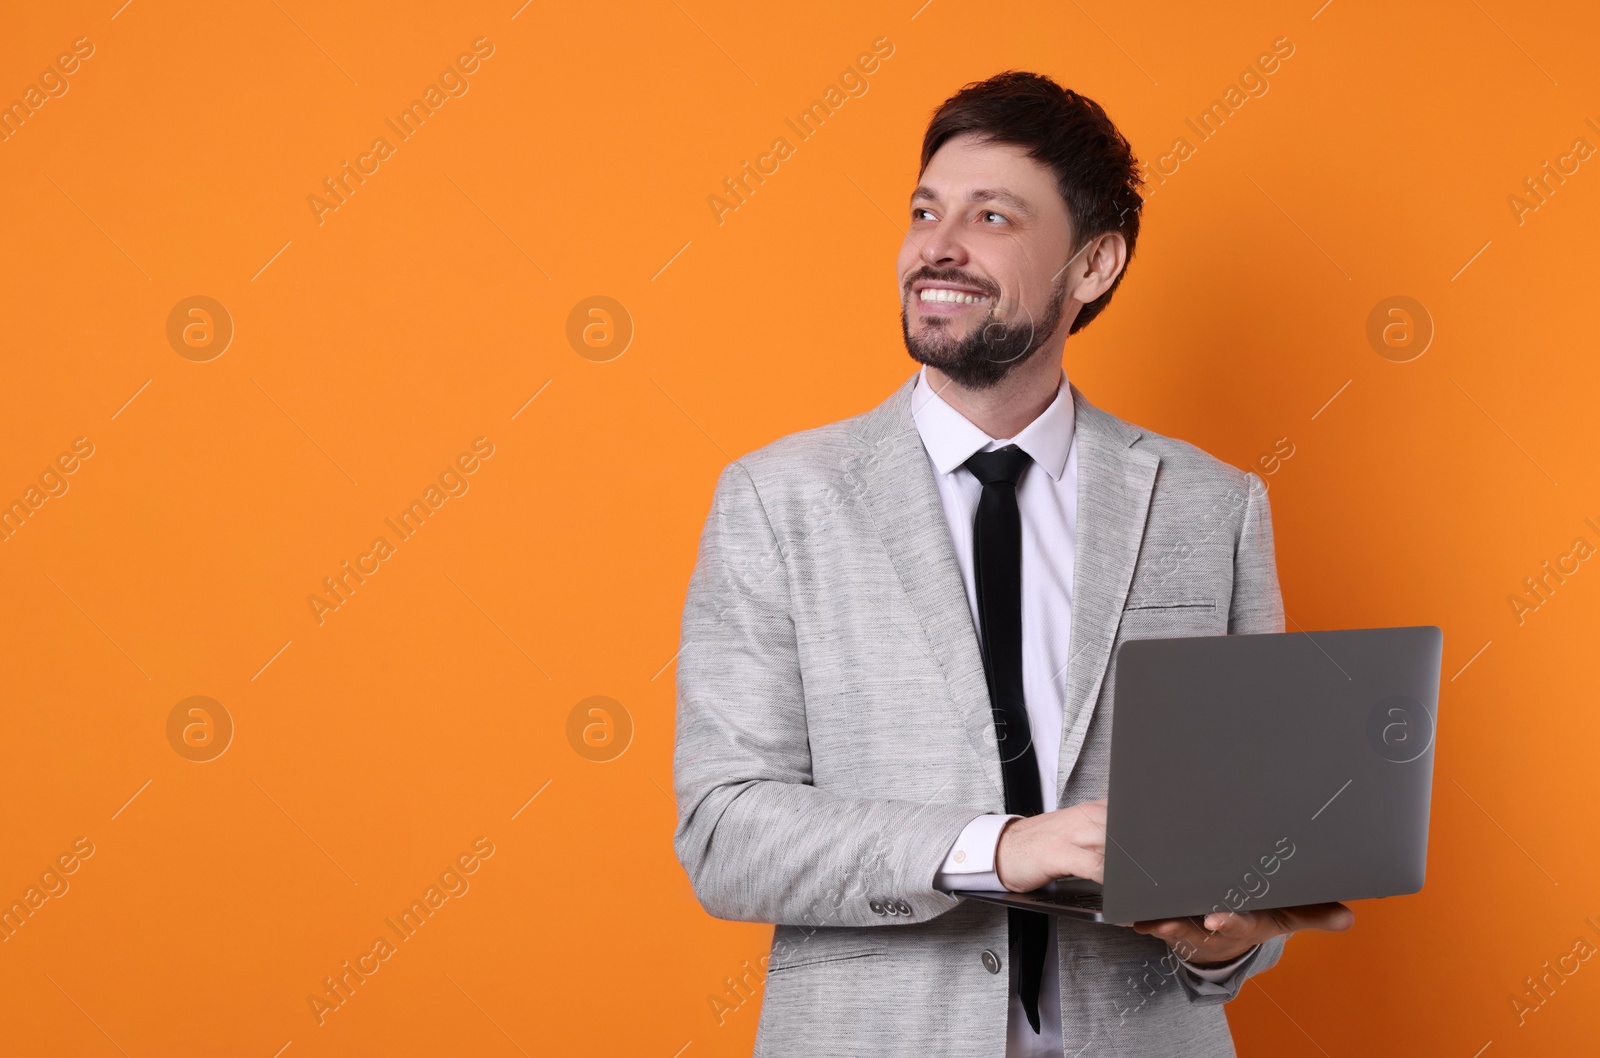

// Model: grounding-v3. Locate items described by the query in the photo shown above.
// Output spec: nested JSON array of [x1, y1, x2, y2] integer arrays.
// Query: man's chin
[[904, 330, 1049, 389], [903, 344, 961, 373], [904, 325, 972, 362]]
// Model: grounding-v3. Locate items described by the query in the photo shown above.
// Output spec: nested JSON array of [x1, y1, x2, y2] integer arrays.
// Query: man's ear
[[1070, 231, 1127, 304]]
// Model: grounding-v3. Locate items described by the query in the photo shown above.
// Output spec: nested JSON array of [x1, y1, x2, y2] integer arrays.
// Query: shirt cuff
[[932, 813, 1021, 892], [1176, 945, 1260, 992]]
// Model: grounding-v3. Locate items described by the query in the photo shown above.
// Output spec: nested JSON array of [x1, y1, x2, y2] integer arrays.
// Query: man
[[673, 71, 1352, 1058]]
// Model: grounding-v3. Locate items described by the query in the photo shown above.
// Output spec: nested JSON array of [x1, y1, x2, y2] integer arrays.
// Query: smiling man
[[674, 71, 1351, 1058]]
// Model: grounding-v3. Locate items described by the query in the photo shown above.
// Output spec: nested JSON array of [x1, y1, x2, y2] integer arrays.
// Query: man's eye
[[982, 211, 1007, 224], [912, 207, 935, 221]]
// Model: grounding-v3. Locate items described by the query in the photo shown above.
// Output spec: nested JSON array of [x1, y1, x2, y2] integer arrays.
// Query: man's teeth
[[919, 288, 989, 304]]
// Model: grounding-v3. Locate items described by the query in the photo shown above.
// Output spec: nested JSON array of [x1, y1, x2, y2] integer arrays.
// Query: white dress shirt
[[909, 365, 1254, 1057]]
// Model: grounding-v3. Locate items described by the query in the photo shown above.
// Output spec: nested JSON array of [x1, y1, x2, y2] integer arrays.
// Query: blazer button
[[895, 900, 913, 915], [869, 899, 887, 916], [981, 949, 1002, 974]]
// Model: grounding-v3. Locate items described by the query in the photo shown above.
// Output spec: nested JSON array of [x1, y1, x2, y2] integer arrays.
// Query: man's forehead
[[915, 137, 1057, 206]]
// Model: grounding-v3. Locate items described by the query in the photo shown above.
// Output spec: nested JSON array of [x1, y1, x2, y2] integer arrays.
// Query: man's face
[[897, 132, 1080, 389]]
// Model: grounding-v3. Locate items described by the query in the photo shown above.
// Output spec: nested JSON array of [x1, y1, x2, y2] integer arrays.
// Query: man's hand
[[994, 798, 1108, 892], [1133, 902, 1355, 967]]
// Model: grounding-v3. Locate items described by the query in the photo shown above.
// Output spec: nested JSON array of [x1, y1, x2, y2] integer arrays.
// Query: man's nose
[[918, 220, 969, 268]]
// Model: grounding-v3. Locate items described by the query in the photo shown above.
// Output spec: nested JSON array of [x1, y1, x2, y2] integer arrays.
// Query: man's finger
[[1133, 918, 1206, 950], [1131, 918, 1176, 936], [1275, 902, 1355, 932], [1201, 911, 1254, 937]]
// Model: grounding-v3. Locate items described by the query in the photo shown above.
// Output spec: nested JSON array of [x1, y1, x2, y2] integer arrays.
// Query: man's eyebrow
[[910, 185, 1034, 217]]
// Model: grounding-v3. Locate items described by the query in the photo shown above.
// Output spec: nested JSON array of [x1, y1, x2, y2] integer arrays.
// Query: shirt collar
[[910, 363, 1076, 482]]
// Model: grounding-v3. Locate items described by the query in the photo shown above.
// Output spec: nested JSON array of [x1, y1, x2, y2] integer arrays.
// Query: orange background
[[2, 1, 1597, 1055]]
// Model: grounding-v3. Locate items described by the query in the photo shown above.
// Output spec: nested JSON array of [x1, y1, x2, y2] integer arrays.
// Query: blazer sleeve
[[672, 460, 983, 929], [1179, 468, 1289, 1003], [1176, 936, 1287, 1004], [1226, 471, 1286, 636]]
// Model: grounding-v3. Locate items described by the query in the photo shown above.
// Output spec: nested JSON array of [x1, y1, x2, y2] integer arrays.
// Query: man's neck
[[922, 350, 1066, 440]]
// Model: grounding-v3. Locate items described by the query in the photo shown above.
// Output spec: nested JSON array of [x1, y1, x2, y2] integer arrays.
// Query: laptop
[[952, 625, 1442, 926]]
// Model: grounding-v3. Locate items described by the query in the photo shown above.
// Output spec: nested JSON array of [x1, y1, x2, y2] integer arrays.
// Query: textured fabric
[[673, 370, 1289, 1058], [965, 444, 1048, 1033]]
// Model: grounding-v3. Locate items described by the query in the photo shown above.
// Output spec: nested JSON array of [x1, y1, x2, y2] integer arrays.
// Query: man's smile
[[911, 280, 994, 316]]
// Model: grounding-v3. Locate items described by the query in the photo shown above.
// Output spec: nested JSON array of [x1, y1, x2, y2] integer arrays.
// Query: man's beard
[[901, 276, 1069, 390]]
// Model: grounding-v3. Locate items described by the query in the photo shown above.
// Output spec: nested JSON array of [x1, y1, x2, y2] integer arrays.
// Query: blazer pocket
[[1123, 597, 1216, 612], [766, 945, 888, 975]]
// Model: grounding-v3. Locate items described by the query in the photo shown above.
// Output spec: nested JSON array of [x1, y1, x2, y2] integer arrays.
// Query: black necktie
[[964, 444, 1048, 1035]]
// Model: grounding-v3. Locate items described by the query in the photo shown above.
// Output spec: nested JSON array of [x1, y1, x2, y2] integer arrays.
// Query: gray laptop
[[953, 625, 1442, 925]]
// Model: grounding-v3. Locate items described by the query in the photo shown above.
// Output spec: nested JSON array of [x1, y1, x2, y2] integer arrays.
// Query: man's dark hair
[[919, 71, 1144, 335]]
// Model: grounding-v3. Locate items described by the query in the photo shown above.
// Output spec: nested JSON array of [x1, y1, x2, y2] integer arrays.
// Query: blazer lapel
[[1055, 385, 1158, 803], [850, 373, 1005, 800]]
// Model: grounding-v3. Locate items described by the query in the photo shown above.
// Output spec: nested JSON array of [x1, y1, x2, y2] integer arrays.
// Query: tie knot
[[964, 444, 1032, 487]]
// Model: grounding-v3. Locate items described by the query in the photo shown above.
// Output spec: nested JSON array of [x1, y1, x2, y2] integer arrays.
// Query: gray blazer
[[673, 371, 1289, 1057]]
